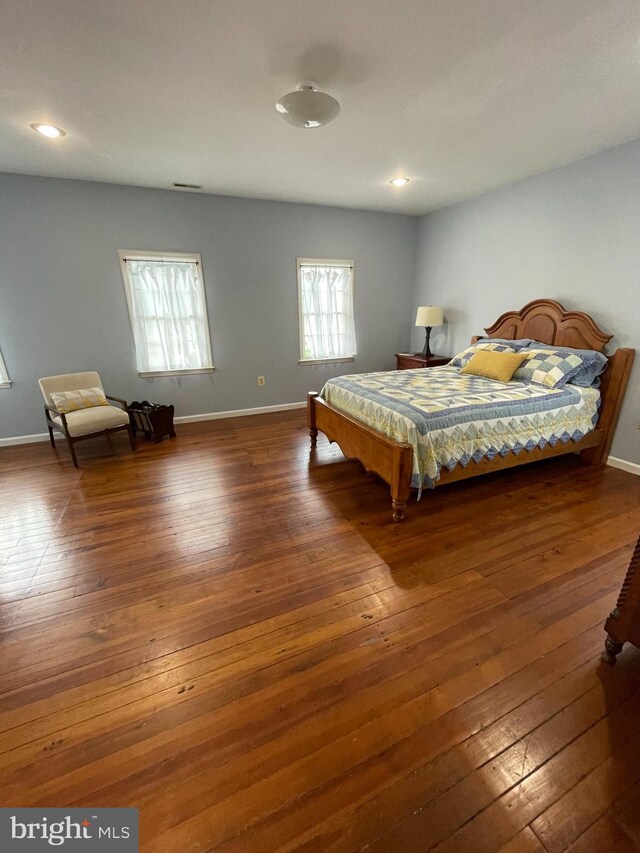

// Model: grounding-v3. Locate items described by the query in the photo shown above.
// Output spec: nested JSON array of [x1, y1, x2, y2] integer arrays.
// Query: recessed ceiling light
[[30, 123, 66, 138], [389, 177, 410, 187]]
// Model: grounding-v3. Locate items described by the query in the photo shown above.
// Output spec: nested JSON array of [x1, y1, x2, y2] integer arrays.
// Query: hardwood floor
[[1, 410, 640, 852]]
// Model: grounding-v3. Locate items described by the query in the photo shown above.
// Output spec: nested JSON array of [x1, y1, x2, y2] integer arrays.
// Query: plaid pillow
[[512, 349, 587, 389], [450, 341, 517, 369], [522, 343, 607, 387]]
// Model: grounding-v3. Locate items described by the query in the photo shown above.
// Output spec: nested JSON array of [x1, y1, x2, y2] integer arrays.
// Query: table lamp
[[415, 306, 444, 357]]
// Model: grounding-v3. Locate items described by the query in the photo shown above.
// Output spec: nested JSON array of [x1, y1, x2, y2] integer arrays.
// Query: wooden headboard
[[475, 298, 634, 467], [483, 298, 612, 352]]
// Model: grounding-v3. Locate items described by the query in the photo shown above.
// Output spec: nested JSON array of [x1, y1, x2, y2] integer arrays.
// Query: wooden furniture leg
[[67, 437, 79, 468], [602, 635, 624, 664], [307, 391, 318, 448], [602, 533, 640, 663], [391, 443, 412, 522]]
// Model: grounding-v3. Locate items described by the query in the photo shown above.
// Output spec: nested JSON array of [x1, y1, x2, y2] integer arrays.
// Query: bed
[[307, 299, 635, 521]]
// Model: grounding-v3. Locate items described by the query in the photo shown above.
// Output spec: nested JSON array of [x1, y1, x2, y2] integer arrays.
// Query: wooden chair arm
[[44, 403, 68, 429], [105, 394, 128, 409]]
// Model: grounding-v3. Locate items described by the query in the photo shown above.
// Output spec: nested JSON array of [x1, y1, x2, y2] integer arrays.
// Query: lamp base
[[418, 326, 433, 358]]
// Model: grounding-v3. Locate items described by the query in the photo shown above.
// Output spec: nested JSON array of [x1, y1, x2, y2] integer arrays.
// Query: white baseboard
[[0, 401, 307, 447], [607, 456, 640, 476], [0, 432, 49, 447], [174, 401, 305, 423]]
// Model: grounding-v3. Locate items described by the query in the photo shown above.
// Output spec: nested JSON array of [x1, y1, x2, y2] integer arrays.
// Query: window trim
[[138, 368, 215, 378], [0, 349, 11, 389], [296, 257, 356, 364], [118, 249, 214, 377], [297, 357, 354, 366]]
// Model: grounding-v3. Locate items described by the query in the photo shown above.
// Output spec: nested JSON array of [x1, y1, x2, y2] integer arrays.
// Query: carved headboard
[[477, 299, 634, 468], [483, 299, 612, 353]]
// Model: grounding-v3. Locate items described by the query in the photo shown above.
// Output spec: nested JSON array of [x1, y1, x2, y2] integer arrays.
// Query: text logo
[[0, 808, 138, 851]]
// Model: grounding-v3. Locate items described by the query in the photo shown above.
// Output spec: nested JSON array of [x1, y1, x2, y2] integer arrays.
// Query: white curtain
[[0, 348, 10, 386], [125, 260, 213, 373], [299, 264, 356, 359]]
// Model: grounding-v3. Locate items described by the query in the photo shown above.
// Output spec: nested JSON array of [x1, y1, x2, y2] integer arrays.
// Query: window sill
[[138, 367, 215, 378], [298, 357, 355, 366], [0, 381, 12, 389]]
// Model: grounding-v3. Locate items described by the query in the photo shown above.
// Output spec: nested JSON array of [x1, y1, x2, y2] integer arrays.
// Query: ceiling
[[2, 0, 640, 215]]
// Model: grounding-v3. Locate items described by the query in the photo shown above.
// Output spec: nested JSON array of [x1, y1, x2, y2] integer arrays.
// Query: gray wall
[[413, 138, 640, 464], [2, 140, 639, 463], [0, 174, 416, 438]]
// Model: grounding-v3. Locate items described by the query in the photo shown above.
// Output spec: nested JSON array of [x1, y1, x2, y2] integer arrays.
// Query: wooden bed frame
[[307, 299, 635, 521]]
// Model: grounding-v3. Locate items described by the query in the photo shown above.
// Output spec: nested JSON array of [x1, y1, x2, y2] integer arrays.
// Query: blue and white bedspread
[[320, 366, 600, 490]]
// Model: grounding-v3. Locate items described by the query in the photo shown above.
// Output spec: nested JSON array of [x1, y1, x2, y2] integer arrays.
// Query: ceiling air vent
[[172, 182, 202, 190]]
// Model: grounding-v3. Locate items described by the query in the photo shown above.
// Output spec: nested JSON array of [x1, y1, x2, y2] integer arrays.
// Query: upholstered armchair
[[39, 372, 134, 467]]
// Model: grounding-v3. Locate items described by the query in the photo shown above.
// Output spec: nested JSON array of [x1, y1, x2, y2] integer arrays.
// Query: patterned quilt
[[320, 366, 600, 491]]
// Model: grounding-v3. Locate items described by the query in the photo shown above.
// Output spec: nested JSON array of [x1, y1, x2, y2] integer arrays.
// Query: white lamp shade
[[415, 306, 444, 327], [275, 85, 340, 128]]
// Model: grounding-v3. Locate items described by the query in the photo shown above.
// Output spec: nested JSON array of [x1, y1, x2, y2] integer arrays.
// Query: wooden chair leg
[[44, 406, 56, 448], [67, 437, 79, 468], [127, 425, 136, 451]]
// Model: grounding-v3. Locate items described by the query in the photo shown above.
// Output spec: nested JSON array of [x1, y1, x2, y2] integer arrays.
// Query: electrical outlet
[[257, 376, 265, 386]]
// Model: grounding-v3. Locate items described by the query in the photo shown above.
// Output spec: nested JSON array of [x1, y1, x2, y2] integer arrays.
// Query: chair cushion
[[53, 405, 130, 437], [51, 387, 109, 414]]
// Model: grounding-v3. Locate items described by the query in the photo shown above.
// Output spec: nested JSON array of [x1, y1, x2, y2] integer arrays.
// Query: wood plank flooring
[[1, 410, 640, 852]]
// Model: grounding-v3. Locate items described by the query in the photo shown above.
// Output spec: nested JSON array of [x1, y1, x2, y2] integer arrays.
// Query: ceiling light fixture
[[275, 82, 340, 129], [30, 123, 66, 138], [389, 177, 410, 187]]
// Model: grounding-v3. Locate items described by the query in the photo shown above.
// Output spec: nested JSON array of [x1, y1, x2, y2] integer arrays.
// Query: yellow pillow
[[460, 349, 528, 382], [51, 387, 110, 413]]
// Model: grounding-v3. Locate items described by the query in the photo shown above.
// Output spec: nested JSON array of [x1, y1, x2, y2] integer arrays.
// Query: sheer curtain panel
[[120, 253, 213, 375], [297, 260, 356, 361]]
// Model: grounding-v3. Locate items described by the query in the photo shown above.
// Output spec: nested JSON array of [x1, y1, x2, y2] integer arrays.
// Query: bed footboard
[[307, 392, 412, 521]]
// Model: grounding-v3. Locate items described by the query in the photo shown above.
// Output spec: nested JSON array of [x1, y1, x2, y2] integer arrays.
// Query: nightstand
[[395, 353, 451, 370]]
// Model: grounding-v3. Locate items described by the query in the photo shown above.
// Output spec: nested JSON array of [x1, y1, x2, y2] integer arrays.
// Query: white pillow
[[51, 387, 110, 414]]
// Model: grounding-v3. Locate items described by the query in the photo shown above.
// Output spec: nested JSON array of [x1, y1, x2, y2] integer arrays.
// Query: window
[[119, 251, 213, 376], [297, 259, 356, 363], [0, 348, 10, 388]]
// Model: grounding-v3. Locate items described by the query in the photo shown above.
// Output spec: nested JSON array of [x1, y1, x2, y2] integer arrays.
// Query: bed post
[[307, 391, 319, 447], [582, 348, 634, 466], [391, 443, 413, 522]]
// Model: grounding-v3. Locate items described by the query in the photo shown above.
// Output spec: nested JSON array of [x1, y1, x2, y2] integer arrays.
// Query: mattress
[[320, 365, 600, 490]]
